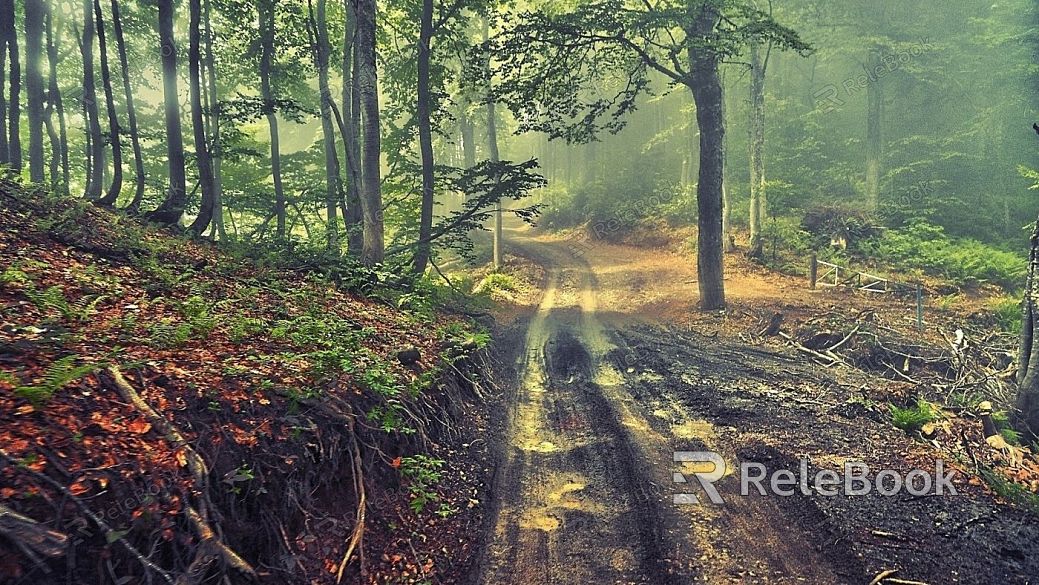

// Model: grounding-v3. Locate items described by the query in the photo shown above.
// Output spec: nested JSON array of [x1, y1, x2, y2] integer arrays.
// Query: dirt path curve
[[476, 227, 850, 584]]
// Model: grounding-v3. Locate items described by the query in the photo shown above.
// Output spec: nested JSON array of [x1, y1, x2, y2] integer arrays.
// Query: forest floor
[[472, 221, 1039, 584]]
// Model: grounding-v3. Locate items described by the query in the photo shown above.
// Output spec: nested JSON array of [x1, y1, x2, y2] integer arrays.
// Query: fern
[[15, 356, 96, 407]]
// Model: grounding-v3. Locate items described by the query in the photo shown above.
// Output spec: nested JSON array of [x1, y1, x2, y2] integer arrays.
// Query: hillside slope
[[0, 182, 492, 584]]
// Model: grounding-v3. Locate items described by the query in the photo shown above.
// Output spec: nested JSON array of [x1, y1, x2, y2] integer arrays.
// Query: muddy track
[[476, 234, 856, 584]]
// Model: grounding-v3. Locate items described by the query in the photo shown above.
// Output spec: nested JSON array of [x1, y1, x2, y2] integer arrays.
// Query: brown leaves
[[127, 419, 152, 435]]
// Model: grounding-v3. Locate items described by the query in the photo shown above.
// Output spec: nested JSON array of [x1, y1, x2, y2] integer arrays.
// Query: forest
[[2, 0, 1039, 583]]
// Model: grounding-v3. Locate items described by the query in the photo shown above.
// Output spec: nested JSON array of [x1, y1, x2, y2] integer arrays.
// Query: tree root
[[104, 365, 256, 583], [336, 407, 367, 584], [0, 448, 175, 584]]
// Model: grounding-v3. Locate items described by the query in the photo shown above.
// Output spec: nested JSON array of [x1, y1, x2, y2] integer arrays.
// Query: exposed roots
[[105, 366, 257, 583]]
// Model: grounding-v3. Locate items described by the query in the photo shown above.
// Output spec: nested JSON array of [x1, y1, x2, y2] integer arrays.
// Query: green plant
[[399, 455, 444, 514], [473, 273, 519, 297], [864, 221, 1025, 290], [12, 356, 96, 407], [988, 296, 1022, 334], [890, 400, 937, 434], [227, 316, 269, 343], [991, 411, 1023, 445], [979, 467, 1039, 514]]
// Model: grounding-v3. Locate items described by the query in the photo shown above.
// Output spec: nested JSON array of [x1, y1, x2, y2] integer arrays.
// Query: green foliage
[[860, 221, 1025, 290], [991, 411, 1023, 446], [227, 316, 269, 343], [472, 273, 519, 301], [13, 356, 96, 407], [760, 217, 813, 270], [539, 167, 683, 236], [398, 455, 444, 515], [979, 467, 1039, 513], [890, 400, 937, 434], [987, 296, 1022, 334]]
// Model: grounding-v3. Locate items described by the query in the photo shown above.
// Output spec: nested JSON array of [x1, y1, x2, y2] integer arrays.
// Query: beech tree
[[488, 0, 808, 310], [78, 0, 104, 200], [146, 0, 188, 224], [93, 0, 124, 206], [24, 0, 46, 182]]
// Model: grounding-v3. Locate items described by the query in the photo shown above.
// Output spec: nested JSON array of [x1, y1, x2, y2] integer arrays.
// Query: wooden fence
[[809, 253, 924, 330]]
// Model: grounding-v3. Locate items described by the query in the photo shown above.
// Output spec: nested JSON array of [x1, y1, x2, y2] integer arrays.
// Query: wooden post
[[809, 253, 818, 289], [916, 283, 924, 332]]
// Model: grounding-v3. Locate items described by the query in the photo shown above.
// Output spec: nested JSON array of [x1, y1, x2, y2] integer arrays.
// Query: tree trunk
[[45, 2, 70, 194], [187, 0, 216, 234], [865, 49, 882, 212], [413, 0, 434, 273], [2, 0, 21, 171], [259, 0, 287, 239], [342, 0, 363, 256], [0, 1, 8, 169], [145, 0, 188, 225], [484, 18, 502, 270], [80, 0, 104, 200], [357, 0, 384, 264], [312, 0, 341, 250], [25, 0, 46, 182], [459, 97, 475, 169], [110, 0, 144, 212], [747, 41, 766, 258], [1016, 215, 1039, 436], [685, 3, 725, 311], [202, 0, 224, 238], [93, 0, 124, 206]]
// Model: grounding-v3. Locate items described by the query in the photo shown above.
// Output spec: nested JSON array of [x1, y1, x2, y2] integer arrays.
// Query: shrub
[[988, 296, 1022, 334], [861, 221, 1025, 290], [890, 400, 937, 434]]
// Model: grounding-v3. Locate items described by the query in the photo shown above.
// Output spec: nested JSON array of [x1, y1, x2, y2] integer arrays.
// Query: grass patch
[[890, 400, 937, 434]]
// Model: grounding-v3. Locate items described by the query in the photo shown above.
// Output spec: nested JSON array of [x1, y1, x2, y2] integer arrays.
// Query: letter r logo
[[674, 451, 726, 505]]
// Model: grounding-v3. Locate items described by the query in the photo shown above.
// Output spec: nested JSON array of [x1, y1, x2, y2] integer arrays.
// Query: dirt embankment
[[0, 185, 495, 585]]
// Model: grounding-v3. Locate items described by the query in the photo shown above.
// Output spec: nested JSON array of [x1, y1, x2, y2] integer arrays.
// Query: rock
[[396, 346, 421, 366]]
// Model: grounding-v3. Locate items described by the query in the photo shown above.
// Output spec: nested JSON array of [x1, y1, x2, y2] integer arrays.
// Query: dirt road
[[475, 226, 1039, 584]]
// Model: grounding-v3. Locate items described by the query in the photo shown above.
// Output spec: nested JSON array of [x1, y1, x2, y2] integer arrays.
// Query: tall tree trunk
[[357, 0, 384, 264], [1016, 214, 1039, 436], [45, 2, 69, 194], [79, 0, 104, 200], [0, 0, 7, 169], [93, 0, 123, 206], [25, 0, 46, 182], [145, 0, 188, 224], [484, 18, 502, 270], [110, 0, 144, 212], [747, 41, 766, 258], [459, 97, 475, 169], [413, 0, 434, 273], [2, 0, 21, 171], [865, 49, 882, 212], [259, 0, 287, 239], [187, 0, 215, 234], [312, 0, 341, 249], [685, 3, 725, 311], [341, 0, 363, 256], [202, 0, 224, 238]]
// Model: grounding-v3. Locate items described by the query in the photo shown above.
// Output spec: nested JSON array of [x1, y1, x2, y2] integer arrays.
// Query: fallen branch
[[778, 332, 847, 366]]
